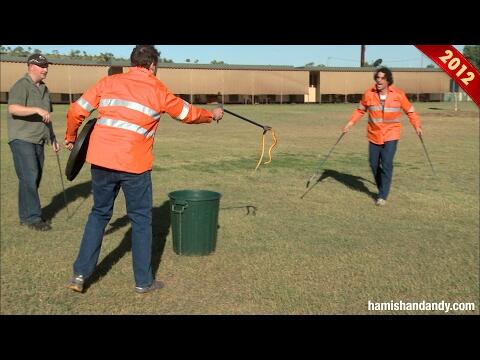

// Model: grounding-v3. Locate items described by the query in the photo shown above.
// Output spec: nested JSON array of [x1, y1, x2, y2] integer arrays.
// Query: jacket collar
[[369, 84, 397, 94], [128, 66, 154, 76], [24, 73, 45, 87]]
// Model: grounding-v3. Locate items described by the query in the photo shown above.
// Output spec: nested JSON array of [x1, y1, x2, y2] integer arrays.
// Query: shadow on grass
[[317, 169, 377, 200], [220, 205, 257, 216], [83, 200, 171, 291], [42, 180, 92, 222]]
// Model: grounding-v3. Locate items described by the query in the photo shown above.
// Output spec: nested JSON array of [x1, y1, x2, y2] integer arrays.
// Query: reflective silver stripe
[[175, 100, 190, 121], [368, 117, 400, 123], [76, 97, 94, 113], [368, 106, 383, 111], [99, 99, 161, 120], [383, 118, 401, 123], [384, 107, 401, 113], [97, 118, 155, 138]]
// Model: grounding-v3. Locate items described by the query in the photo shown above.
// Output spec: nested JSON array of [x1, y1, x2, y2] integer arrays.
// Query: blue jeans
[[73, 165, 153, 287], [369, 140, 398, 200], [9, 139, 45, 224]]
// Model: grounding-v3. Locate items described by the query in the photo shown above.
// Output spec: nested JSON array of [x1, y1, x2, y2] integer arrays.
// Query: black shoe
[[21, 218, 51, 226], [135, 280, 164, 294], [27, 221, 52, 231]]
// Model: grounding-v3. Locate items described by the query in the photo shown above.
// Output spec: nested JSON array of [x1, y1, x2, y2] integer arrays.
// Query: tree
[[99, 52, 114, 62], [12, 46, 28, 56], [210, 60, 225, 64], [305, 62, 315, 67], [463, 45, 480, 70], [69, 49, 82, 58], [426, 64, 435, 68], [185, 58, 190, 63]]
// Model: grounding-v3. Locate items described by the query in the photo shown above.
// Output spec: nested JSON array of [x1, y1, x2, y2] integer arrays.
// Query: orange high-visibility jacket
[[348, 85, 421, 145], [66, 67, 214, 174]]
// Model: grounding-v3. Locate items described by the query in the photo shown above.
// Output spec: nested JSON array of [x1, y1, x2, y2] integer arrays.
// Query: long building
[[1, 55, 454, 104]]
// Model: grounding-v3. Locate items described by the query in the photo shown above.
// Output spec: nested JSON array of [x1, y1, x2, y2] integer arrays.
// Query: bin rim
[[168, 189, 222, 202]]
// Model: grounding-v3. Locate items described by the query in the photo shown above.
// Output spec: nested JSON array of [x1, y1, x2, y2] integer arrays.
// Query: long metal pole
[[55, 151, 70, 218], [305, 132, 345, 189], [223, 108, 270, 131], [418, 134, 437, 176]]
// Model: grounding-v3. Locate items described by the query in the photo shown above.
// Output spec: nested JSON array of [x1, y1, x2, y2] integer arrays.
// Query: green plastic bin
[[168, 190, 221, 256]]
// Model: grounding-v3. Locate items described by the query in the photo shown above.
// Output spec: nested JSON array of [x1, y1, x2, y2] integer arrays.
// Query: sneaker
[[67, 275, 85, 293], [376, 198, 386, 206], [27, 220, 52, 231], [135, 280, 164, 294]]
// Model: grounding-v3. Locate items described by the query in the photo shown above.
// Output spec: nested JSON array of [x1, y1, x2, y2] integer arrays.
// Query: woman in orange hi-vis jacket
[[64, 46, 224, 294], [343, 67, 422, 206]]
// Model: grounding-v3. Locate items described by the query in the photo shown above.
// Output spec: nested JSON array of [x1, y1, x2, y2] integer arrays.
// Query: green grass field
[[1, 102, 478, 314]]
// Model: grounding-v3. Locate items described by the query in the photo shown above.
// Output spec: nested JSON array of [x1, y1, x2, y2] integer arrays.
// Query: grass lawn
[[1, 102, 478, 314]]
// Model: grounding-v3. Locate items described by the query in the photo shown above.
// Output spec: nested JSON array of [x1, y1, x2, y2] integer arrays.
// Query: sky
[[5, 45, 465, 68]]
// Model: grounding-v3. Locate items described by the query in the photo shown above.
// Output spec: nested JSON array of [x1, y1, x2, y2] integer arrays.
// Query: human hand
[[37, 108, 50, 123], [212, 108, 224, 122], [343, 122, 353, 133], [416, 127, 423, 136], [64, 140, 74, 151], [52, 140, 60, 152]]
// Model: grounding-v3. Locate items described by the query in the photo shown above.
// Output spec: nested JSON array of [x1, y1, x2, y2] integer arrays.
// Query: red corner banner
[[415, 45, 480, 108]]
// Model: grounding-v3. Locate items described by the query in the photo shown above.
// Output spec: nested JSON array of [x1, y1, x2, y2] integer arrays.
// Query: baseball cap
[[27, 53, 50, 68]]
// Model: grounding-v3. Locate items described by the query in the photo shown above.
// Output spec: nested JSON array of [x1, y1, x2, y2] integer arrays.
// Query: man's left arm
[[401, 92, 422, 135], [162, 89, 215, 124]]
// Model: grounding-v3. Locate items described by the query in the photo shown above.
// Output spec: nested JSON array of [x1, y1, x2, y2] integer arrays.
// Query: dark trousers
[[9, 139, 45, 224], [369, 140, 398, 200], [73, 165, 153, 287]]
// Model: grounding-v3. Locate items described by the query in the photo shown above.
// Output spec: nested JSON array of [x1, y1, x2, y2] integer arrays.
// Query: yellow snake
[[253, 128, 278, 172]]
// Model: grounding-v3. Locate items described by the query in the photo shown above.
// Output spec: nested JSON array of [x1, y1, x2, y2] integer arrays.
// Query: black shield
[[65, 118, 97, 181]]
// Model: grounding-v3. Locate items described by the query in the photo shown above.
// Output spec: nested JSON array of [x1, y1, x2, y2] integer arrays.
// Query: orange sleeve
[[348, 93, 368, 125], [162, 89, 213, 124], [399, 92, 421, 130], [65, 77, 105, 142]]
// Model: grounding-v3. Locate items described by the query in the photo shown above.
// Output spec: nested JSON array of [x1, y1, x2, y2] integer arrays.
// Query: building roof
[[295, 66, 443, 72], [0, 54, 442, 72]]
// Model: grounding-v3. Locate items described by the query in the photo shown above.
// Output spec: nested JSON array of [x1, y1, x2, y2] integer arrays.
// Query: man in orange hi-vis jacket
[[64, 45, 224, 294], [343, 67, 422, 206]]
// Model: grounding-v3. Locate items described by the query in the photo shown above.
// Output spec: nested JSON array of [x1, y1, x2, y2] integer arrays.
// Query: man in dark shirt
[[7, 53, 60, 231]]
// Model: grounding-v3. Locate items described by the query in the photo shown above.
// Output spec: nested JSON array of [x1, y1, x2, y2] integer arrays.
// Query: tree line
[[2, 45, 478, 68], [0, 46, 174, 63], [0, 46, 229, 65]]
